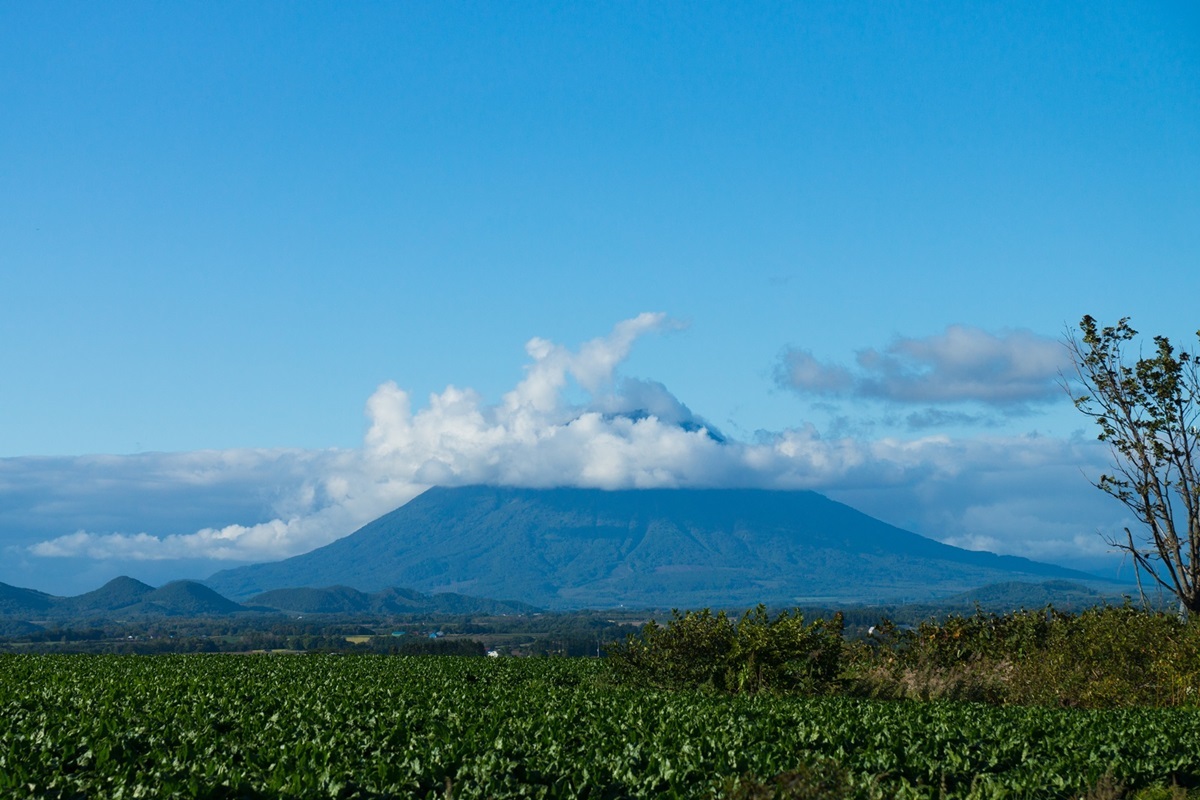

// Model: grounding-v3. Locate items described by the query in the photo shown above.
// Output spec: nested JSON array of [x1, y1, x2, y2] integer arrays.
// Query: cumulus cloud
[[18, 314, 1127, 580], [777, 325, 1069, 410]]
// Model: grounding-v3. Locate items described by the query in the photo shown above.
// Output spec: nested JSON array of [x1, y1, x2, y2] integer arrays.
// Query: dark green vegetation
[[206, 486, 1116, 607], [3, 606, 1199, 798], [609, 605, 1200, 711], [0, 608, 639, 657], [3, 653, 1199, 799], [608, 606, 844, 694]]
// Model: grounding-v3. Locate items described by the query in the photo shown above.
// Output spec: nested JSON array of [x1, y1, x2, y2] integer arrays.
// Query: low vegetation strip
[[2, 654, 1198, 798], [609, 605, 1200, 710]]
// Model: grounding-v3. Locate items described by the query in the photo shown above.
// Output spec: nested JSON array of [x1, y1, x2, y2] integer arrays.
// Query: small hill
[[936, 580, 1114, 612], [132, 581, 247, 616], [208, 486, 1116, 609], [59, 576, 155, 615]]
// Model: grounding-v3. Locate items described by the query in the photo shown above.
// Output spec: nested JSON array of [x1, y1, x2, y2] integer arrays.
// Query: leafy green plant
[[2, 653, 1199, 798], [715, 760, 852, 799]]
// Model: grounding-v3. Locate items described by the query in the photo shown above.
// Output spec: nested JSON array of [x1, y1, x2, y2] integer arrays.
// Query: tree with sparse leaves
[[1067, 315, 1200, 617]]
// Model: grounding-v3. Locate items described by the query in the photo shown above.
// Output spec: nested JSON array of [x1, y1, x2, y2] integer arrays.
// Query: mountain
[[207, 486, 1115, 608]]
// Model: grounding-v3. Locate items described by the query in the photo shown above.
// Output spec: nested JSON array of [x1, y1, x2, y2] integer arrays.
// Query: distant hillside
[[0, 577, 247, 620], [0, 582, 58, 617], [935, 580, 1118, 612], [0, 576, 539, 623], [207, 486, 1118, 609], [250, 586, 374, 615], [249, 586, 537, 616]]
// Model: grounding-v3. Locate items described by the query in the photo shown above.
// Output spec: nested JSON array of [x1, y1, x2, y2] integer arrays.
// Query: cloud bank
[[777, 325, 1069, 411], [16, 314, 1128, 584]]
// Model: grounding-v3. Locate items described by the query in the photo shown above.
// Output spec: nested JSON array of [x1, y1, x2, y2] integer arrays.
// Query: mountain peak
[[208, 485, 1110, 608]]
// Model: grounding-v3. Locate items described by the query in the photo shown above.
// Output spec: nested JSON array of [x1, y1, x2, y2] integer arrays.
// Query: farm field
[[2, 654, 1199, 798]]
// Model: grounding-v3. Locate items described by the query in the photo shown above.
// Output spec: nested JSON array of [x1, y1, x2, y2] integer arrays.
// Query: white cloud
[[17, 314, 1127, 579], [778, 325, 1069, 411]]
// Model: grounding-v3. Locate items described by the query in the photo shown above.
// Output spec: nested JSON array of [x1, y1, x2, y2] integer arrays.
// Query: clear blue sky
[[1, 2, 1198, 592], [4, 1, 1197, 456]]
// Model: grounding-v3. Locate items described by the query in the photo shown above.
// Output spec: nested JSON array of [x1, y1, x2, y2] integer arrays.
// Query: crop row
[[1, 654, 1197, 798]]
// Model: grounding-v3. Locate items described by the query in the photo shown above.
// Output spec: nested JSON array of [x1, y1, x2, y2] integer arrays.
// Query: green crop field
[[1, 654, 1198, 799]]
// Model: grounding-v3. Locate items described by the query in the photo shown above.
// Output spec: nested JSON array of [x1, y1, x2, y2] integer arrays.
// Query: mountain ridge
[[206, 486, 1115, 608]]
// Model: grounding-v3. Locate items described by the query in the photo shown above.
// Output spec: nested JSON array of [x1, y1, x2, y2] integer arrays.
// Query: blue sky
[[2, 2, 1198, 593]]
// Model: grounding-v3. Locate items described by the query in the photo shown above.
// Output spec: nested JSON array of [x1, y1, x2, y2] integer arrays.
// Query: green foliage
[[607, 605, 844, 694], [1008, 605, 1200, 708], [848, 605, 1200, 708], [716, 760, 852, 799], [2, 654, 1199, 798]]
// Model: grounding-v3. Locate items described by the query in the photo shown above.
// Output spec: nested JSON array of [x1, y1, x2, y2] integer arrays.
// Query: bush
[[845, 605, 1200, 708], [607, 605, 843, 694], [1007, 605, 1200, 708]]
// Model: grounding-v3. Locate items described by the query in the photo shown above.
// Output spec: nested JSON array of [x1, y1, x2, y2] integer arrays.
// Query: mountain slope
[[207, 486, 1109, 608], [0, 582, 59, 617], [248, 585, 538, 615]]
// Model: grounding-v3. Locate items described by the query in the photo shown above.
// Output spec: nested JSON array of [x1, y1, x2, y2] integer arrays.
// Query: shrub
[[607, 605, 843, 694], [1006, 605, 1200, 708], [846, 605, 1200, 708]]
